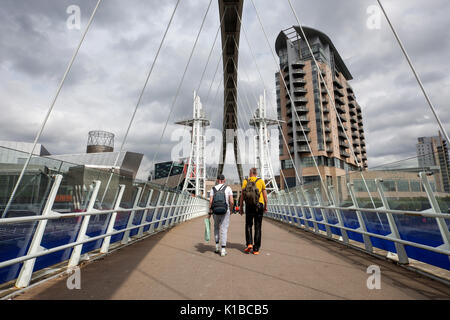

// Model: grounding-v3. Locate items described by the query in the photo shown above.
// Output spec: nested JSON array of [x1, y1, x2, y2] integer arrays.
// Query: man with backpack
[[209, 174, 234, 256], [239, 168, 267, 255]]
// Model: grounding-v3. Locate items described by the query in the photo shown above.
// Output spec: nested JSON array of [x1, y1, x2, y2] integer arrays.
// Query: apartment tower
[[275, 26, 368, 189], [417, 132, 450, 192]]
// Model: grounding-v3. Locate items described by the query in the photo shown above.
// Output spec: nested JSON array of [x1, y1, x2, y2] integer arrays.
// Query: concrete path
[[14, 215, 450, 300]]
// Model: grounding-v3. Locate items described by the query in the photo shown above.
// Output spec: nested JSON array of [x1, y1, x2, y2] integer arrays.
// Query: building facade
[[275, 26, 367, 189], [417, 132, 450, 192]]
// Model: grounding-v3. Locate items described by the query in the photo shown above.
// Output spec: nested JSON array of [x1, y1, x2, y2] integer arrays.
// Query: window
[[397, 180, 410, 192], [410, 181, 421, 192], [382, 180, 396, 192]]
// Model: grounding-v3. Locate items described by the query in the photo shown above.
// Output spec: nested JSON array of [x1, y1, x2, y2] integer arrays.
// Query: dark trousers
[[245, 203, 264, 251]]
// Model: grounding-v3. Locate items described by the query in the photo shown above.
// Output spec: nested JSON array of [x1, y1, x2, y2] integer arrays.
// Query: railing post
[[328, 185, 349, 244], [295, 189, 310, 230], [137, 189, 154, 237], [301, 187, 319, 233], [420, 172, 450, 250], [167, 193, 178, 226], [156, 192, 170, 231], [149, 191, 164, 233], [68, 180, 101, 268], [100, 184, 125, 254], [287, 190, 302, 228], [174, 194, 185, 224], [314, 188, 332, 237], [16, 174, 63, 288], [347, 182, 373, 253], [374, 179, 409, 264], [121, 187, 143, 245]]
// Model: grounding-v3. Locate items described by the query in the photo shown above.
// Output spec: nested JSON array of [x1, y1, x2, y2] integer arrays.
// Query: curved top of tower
[[275, 25, 353, 80]]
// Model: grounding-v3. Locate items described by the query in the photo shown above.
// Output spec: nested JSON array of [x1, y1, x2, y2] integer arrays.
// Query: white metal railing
[[0, 174, 209, 288], [266, 172, 450, 269]]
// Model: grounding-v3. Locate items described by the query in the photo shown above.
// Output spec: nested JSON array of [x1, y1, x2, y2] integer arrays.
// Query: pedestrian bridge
[[0, 0, 449, 301], [0, 173, 449, 299], [3, 212, 450, 300]]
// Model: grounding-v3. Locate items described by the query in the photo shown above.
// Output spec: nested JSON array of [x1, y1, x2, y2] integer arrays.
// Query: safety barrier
[[266, 172, 450, 271], [0, 174, 209, 288]]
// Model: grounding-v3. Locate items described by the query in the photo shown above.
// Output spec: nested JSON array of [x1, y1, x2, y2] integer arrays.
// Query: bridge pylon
[[250, 90, 279, 194], [175, 91, 210, 198]]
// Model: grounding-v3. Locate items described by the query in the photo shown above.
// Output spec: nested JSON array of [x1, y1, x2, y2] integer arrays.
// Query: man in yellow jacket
[[239, 168, 267, 255]]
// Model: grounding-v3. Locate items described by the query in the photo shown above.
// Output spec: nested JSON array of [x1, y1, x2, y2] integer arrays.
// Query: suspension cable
[[231, 21, 295, 191], [286, 0, 379, 209], [99, 0, 181, 204], [249, 0, 331, 202], [2, 0, 103, 218], [164, 7, 227, 190], [377, 0, 449, 145], [148, 0, 213, 184]]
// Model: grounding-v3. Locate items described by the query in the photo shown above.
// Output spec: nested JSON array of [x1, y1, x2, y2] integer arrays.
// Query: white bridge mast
[[176, 91, 210, 197], [250, 90, 279, 194]]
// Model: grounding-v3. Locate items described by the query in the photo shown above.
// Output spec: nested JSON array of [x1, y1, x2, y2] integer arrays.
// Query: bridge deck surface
[[14, 215, 450, 300]]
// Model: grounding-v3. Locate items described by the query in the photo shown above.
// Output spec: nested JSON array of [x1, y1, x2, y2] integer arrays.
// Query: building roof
[[275, 26, 353, 80]]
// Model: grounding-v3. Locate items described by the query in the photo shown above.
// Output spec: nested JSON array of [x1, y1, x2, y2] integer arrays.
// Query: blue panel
[[0, 221, 37, 284]]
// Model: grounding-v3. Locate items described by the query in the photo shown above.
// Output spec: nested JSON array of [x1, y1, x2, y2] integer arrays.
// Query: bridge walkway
[[13, 214, 450, 300]]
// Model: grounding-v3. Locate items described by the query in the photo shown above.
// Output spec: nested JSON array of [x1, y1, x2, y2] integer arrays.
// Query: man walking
[[240, 168, 267, 255], [209, 174, 234, 256]]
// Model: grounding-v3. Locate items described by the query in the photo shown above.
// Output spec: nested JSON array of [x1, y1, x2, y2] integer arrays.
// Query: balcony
[[296, 136, 311, 143], [292, 69, 306, 77], [338, 131, 347, 139], [339, 140, 349, 148], [324, 127, 331, 133], [360, 140, 366, 146], [296, 126, 310, 133], [347, 94, 355, 101], [351, 131, 358, 139], [333, 79, 343, 89], [295, 116, 309, 123], [323, 116, 330, 122], [334, 87, 344, 97], [346, 85, 354, 94], [293, 78, 306, 85], [293, 87, 307, 95], [325, 136, 332, 143], [349, 109, 356, 116], [351, 123, 358, 131], [322, 106, 329, 113], [350, 116, 357, 123], [322, 99, 329, 105], [338, 114, 347, 123], [293, 97, 308, 104], [326, 147, 333, 153], [354, 148, 361, 154], [295, 106, 308, 113], [335, 104, 346, 113], [335, 96, 345, 105], [292, 61, 305, 68], [340, 150, 350, 158], [298, 146, 310, 153], [352, 138, 360, 145], [362, 155, 367, 160], [348, 101, 356, 108]]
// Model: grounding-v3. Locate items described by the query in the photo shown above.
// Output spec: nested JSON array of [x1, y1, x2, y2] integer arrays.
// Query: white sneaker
[[215, 244, 220, 253], [220, 248, 227, 257]]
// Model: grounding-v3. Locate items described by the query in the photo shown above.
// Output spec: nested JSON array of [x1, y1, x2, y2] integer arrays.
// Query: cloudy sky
[[1, 0, 449, 181]]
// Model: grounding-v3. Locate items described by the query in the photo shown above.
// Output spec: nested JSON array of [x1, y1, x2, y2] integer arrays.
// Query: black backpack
[[243, 178, 261, 207], [211, 185, 228, 215]]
